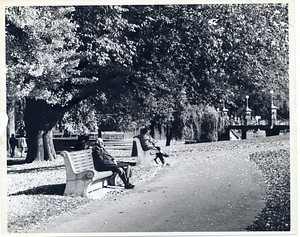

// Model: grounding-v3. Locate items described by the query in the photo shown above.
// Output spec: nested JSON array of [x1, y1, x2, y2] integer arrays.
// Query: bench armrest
[[67, 169, 96, 181], [69, 169, 114, 181]]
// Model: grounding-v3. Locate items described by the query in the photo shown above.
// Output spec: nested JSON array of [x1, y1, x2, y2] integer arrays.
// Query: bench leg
[[108, 173, 127, 187], [136, 150, 152, 166], [64, 179, 91, 197], [65, 175, 121, 197]]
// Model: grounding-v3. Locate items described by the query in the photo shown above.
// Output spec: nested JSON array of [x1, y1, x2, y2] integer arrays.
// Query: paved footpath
[[28, 147, 272, 234]]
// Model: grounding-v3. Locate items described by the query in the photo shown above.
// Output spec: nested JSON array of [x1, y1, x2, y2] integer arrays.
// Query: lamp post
[[222, 102, 229, 127], [246, 95, 249, 110], [270, 90, 277, 128], [245, 95, 252, 126], [270, 90, 274, 107], [222, 101, 229, 117]]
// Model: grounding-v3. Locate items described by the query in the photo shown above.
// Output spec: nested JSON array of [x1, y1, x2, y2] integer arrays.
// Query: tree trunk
[[7, 99, 15, 151], [165, 125, 172, 146], [24, 98, 65, 163]]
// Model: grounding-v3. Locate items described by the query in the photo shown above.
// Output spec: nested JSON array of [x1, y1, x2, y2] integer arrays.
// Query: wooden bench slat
[[72, 159, 94, 165], [72, 160, 93, 165]]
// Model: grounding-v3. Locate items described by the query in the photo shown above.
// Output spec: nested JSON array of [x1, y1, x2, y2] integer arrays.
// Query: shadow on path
[[7, 165, 65, 174], [9, 184, 66, 196]]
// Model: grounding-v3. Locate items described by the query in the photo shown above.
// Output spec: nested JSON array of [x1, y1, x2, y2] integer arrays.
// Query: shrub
[[201, 106, 219, 142]]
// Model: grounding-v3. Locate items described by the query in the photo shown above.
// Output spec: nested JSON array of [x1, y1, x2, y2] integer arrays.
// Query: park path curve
[[28, 146, 271, 234]]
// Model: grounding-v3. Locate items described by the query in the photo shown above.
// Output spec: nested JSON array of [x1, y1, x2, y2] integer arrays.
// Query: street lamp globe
[[246, 95, 249, 110]]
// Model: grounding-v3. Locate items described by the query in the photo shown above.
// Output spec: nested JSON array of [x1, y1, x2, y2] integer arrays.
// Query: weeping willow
[[182, 104, 226, 142]]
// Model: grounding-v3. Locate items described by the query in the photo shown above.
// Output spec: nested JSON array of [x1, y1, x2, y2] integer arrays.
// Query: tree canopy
[[6, 4, 290, 161], [117, 4, 289, 139]]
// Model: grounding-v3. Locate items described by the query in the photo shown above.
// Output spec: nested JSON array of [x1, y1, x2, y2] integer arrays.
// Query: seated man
[[92, 138, 135, 189]]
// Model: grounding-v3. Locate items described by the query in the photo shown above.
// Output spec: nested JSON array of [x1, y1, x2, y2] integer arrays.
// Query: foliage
[[93, 85, 141, 132], [6, 4, 290, 159], [6, 5, 138, 106], [6, 3, 290, 112], [6, 6, 80, 105], [182, 104, 224, 142], [201, 106, 220, 142], [182, 104, 203, 141], [60, 100, 98, 135], [124, 4, 289, 113], [115, 4, 289, 139]]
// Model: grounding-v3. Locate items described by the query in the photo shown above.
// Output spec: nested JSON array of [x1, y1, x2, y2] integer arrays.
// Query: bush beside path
[[6, 134, 291, 233]]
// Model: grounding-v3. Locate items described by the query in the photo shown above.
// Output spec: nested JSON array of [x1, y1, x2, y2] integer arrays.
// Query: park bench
[[131, 137, 153, 166], [61, 149, 119, 198]]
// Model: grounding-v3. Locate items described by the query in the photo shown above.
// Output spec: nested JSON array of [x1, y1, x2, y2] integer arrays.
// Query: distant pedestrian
[[18, 135, 27, 157], [9, 134, 18, 157]]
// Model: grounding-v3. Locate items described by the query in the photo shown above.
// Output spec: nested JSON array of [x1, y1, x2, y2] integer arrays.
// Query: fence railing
[[226, 116, 289, 127]]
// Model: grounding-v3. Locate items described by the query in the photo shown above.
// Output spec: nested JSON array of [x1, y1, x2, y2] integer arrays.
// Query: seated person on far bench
[[92, 138, 135, 189], [136, 127, 170, 166], [135, 127, 157, 151]]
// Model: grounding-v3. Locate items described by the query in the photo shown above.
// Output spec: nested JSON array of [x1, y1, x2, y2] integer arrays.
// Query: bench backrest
[[131, 137, 152, 166], [131, 137, 140, 157], [131, 137, 149, 155], [62, 149, 95, 174]]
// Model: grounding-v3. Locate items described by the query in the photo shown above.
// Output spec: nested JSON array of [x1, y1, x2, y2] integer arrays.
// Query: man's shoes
[[162, 163, 170, 168], [125, 183, 135, 189]]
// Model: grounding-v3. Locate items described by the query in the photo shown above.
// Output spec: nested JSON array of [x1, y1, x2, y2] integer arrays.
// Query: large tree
[[6, 6, 80, 162], [6, 6, 136, 162]]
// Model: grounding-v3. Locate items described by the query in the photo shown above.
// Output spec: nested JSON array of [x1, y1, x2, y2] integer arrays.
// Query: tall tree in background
[[121, 4, 289, 143]]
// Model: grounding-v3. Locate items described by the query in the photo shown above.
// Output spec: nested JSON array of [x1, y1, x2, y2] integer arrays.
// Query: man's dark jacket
[[92, 144, 116, 171]]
